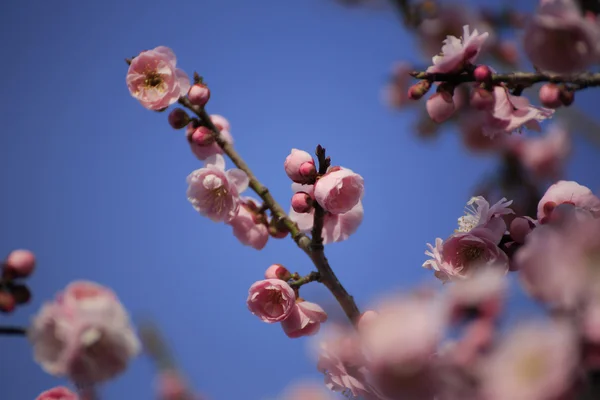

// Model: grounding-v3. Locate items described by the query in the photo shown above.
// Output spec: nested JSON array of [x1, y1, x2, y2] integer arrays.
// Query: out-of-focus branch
[[177, 99, 361, 325], [0, 326, 27, 336]]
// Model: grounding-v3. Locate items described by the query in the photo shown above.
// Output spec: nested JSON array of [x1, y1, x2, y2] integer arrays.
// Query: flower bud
[[408, 80, 432, 100], [291, 192, 313, 213], [509, 217, 536, 244], [0, 292, 15, 313], [188, 84, 211, 107], [4, 249, 35, 278], [559, 87, 575, 107], [168, 108, 190, 130], [539, 84, 562, 108], [268, 217, 289, 239], [473, 65, 492, 83], [426, 91, 456, 123], [188, 125, 215, 146], [470, 87, 494, 110], [265, 264, 292, 281], [284, 149, 317, 184]]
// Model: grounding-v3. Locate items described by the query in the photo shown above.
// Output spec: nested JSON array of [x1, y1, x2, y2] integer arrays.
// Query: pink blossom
[[36, 386, 78, 400], [446, 268, 507, 320], [187, 115, 234, 161], [4, 249, 36, 278], [509, 124, 570, 180], [282, 301, 328, 338], [280, 382, 333, 400], [524, 0, 600, 74], [291, 191, 313, 213], [456, 196, 513, 242], [186, 154, 249, 223], [424, 229, 509, 282], [289, 201, 363, 244], [360, 295, 447, 371], [247, 279, 296, 323], [314, 167, 364, 214], [539, 83, 562, 108], [227, 197, 268, 250], [126, 46, 190, 110], [481, 86, 554, 138], [29, 281, 141, 384], [426, 91, 456, 123], [284, 149, 317, 184], [382, 62, 415, 108], [188, 83, 210, 107], [537, 180, 600, 223], [458, 111, 508, 153], [264, 264, 291, 281], [426, 25, 489, 73], [509, 216, 537, 244], [480, 321, 578, 400], [156, 370, 188, 400]]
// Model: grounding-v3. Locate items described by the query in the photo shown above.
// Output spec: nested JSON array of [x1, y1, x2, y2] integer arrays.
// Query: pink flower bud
[[426, 91, 455, 123], [247, 279, 296, 323], [188, 84, 210, 107], [265, 264, 292, 281], [36, 386, 78, 400], [4, 249, 36, 278], [284, 149, 317, 184], [408, 80, 432, 100], [559, 87, 575, 107], [156, 370, 187, 400], [539, 84, 562, 108], [470, 87, 494, 110], [281, 301, 328, 338], [0, 292, 15, 313], [509, 217, 536, 244], [268, 217, 289, 239], [291, 191, 313, 213], [187, 125, 215, 146], [474, 65, 492, 82], [168, 108, 190, 130], [11, 284, 31, 304], [314, 167, 364, 214]]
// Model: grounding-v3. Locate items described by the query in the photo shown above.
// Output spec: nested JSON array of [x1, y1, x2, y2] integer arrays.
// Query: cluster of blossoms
[[0, 249, 35, 313]]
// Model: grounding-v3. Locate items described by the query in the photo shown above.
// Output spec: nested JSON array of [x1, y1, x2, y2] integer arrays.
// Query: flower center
[[459, 245, 484, 265], [516, 352, 547, 383], [144, 70, 164, 89]]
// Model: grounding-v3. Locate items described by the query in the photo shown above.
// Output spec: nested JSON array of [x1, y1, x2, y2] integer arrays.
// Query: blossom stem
[[410, 70, 600, 89], [0, 326, 27, 336], [289, 271, 321, 288], [178, 98, 361, 325]]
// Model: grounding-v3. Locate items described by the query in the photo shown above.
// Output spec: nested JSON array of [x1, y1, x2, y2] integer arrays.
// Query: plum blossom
[[281, 300, 328, 338], [126, 46, 190, 110], [289, 201, 363, 244], [227, 197, 269, 250], [29, 281, 141, 385], [427, 25, 489, 73], [186, 154, 249, 223], [247, 279, 296, 323], [481, 86, 554, 139], [314, 167, 364, 214], [480, 321, 578, 400], [280, 382, 333, 400], [4, 248, 36, 278], [36, 387, 78, 400], [456, 196, 513, 241], [446, 268, 507, 320], [187, 115, 234, 161], [537, 180, 600, 223], [284, 149, 317, 184], [524, 0, 600, 74]]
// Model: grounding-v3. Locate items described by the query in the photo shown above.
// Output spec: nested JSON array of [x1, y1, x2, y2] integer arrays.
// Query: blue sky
[[1, 1, 599, 399]]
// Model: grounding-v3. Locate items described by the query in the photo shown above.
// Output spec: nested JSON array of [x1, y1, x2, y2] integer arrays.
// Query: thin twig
[[0, 326, 27, 336], [289, 271, 321, 288]]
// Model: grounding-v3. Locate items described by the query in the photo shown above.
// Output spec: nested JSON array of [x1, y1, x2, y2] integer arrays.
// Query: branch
[[289, 271, 321, 289], [178, 99, 361, 325], [410, 70, 600, 89], [0, 326, 27, 336]]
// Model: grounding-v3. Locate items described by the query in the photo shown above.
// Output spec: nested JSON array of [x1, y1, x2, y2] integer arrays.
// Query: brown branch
[[0, 326, 27, 336], [178, 99, 361, 325], [289, 271, 321, 288], [411, 70, 600, 89]]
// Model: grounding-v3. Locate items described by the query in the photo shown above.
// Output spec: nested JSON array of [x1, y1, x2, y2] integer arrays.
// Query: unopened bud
[[509, 217, 536, 244], [3, 249, 35, 279], [473, 65, 492, 83], [559, 87, 575, 107], [189, 126, 215, 146], [168, 108, 190, 130], [9, 284, 31, 304], [408, 80, 432, 100], [426, 91, 455, 123], [265, 264, 292, 281], [0, 292, 15, 313], [291, 192, 313, 213], [539, 84, 562, 108], [188, 84, 211, 107], [268, 217, 289, 239]]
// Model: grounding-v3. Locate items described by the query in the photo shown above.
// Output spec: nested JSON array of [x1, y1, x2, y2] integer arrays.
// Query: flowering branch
[[0, 326, 27, 336], [177, 99, 361, 324], [410, 70, 600, 90], [289, 271, 321, 288]]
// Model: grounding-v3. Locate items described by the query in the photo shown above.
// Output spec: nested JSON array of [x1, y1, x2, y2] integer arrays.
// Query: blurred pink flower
[[280, 382, 333, 400], [247, 279, 296, 323], [524, 0, 600, 74], [126, 46, 190, 110], [289, 201, 363, 244], [382, 62, 414, 108], [29, 281, 140, 384], [227, 197, 269, 250], [426, 91, 456, 123], [458, 111, 508, 153], [36, 386, 78, 400], [186, 154, 248, 223], [481, 86, 554, 138], [284, 149, 317, 184], [480, 321, 578, 400], [156, 370, 188, 400], [281, 301, 328, 338], [314, 167, 364, 214], [427, 25, 489, 73], [537, 180, 600, 223], [4, 248, 36, 278], [446, 268, 507, 320]]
